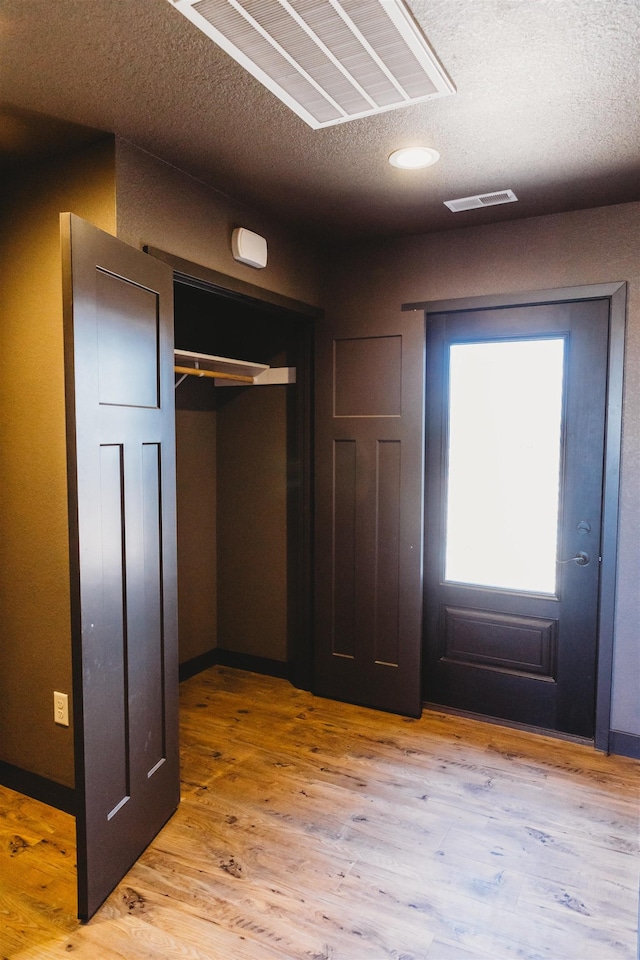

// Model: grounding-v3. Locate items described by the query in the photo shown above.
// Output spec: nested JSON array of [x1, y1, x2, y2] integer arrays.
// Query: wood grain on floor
[[1, 666, 638, 959]]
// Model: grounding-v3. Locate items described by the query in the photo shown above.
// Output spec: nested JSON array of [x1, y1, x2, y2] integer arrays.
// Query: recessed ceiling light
[[389, 146, 440, 169]]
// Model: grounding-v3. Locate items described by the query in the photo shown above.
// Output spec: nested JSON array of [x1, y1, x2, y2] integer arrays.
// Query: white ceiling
[[1, 0, 639, 239]]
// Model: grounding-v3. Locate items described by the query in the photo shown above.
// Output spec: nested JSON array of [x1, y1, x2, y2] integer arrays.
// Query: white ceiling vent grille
[[168, 0, 455, 128], [444, 190, 519, 213]]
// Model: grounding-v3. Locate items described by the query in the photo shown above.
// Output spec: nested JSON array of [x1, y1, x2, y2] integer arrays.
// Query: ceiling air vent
[[444, 190, 519, 213], [168, 0, 455, 128]]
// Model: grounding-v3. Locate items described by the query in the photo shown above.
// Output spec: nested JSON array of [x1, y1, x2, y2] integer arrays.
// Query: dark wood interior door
[[424, 298, 609, 737], [62, 214, 179, 920], [314, 313, 425, 716]]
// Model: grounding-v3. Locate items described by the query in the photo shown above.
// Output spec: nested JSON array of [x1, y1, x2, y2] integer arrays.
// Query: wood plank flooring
[[1, 666, 638, 959]]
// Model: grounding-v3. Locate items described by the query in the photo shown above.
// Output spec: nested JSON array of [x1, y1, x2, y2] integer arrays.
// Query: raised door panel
[[315, 321, 424, 717], [62, 213, 178, 920]]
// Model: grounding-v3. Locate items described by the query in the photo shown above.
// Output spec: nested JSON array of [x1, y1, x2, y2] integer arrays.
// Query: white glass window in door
[[445, 338, 565, 594]]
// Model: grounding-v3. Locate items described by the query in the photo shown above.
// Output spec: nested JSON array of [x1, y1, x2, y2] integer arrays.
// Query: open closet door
[[314, 311, 425, 716], [61, 214, 179, 921]]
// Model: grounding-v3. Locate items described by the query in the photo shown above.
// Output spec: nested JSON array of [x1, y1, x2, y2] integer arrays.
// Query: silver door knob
[[557, 551, 590, 566]]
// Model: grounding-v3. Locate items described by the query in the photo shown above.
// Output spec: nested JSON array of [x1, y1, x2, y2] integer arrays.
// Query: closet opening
[[172, 276, 314, 692]]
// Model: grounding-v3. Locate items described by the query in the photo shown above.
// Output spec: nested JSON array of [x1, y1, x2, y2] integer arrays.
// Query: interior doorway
[[172, 275, 314, 691]]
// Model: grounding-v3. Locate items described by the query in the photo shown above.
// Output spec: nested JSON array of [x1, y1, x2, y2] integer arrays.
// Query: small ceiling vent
[[168, 0, 455, 128], [444, 190, 519, 213]]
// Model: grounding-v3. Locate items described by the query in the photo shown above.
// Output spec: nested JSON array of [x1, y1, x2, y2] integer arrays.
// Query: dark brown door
[[314, 313, 425, 716], [61, 214, 179, 920], [424, 298, 609, 738]]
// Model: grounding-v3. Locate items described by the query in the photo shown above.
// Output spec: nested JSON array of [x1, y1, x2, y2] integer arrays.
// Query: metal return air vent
[[168, 0, 455, 128], [444, 190, 519, 213]]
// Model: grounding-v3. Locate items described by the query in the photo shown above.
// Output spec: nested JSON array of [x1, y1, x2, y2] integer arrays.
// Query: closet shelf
[[174, 349, 296, 388]]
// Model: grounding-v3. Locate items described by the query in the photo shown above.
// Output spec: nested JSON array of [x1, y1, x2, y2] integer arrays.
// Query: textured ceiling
[[1, 0, 639, 239]]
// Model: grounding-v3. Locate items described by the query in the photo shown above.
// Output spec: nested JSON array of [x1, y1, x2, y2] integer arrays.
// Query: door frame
[[144, 245, 321, 690], [403, 282, 627, 751]]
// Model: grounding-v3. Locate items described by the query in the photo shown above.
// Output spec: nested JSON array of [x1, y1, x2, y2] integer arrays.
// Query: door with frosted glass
[[424, 299, 609, 737]]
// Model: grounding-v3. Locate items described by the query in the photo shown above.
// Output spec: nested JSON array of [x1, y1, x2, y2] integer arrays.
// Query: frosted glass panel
[[445, 338, 564, 594]]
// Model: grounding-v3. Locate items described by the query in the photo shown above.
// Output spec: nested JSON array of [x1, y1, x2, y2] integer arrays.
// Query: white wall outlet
[[53, 691, 69, 727]]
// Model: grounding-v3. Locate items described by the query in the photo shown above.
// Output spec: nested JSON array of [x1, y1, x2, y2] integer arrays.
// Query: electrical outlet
[[53, 691, 69, 727]]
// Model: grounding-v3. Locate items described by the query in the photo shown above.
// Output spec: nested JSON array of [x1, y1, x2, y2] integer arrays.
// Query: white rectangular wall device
[[232, 227, 268, 269]]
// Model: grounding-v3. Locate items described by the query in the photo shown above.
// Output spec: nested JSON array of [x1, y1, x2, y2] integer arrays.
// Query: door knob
[[557, 551, 590, 566]]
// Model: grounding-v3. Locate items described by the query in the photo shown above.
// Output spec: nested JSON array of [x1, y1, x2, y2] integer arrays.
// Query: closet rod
[[174, 365, 254, 384]]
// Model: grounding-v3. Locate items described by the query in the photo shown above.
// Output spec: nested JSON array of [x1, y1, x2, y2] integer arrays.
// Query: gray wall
[[322, 201, 640, 739], [114, 141, 638, 739], [175, 404, 218, 664], [115, 139, 322, 307], [115, 142, 318, 668], [0, 140, 116, 786], [2, 133, 632, 786], [216, 386, 289, 661], [174, 381, 290, 667], [0, 135, 321, 783]]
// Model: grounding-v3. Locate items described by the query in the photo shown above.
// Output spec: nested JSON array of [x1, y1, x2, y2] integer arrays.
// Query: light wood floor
[[1, 666, 638, 959]]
